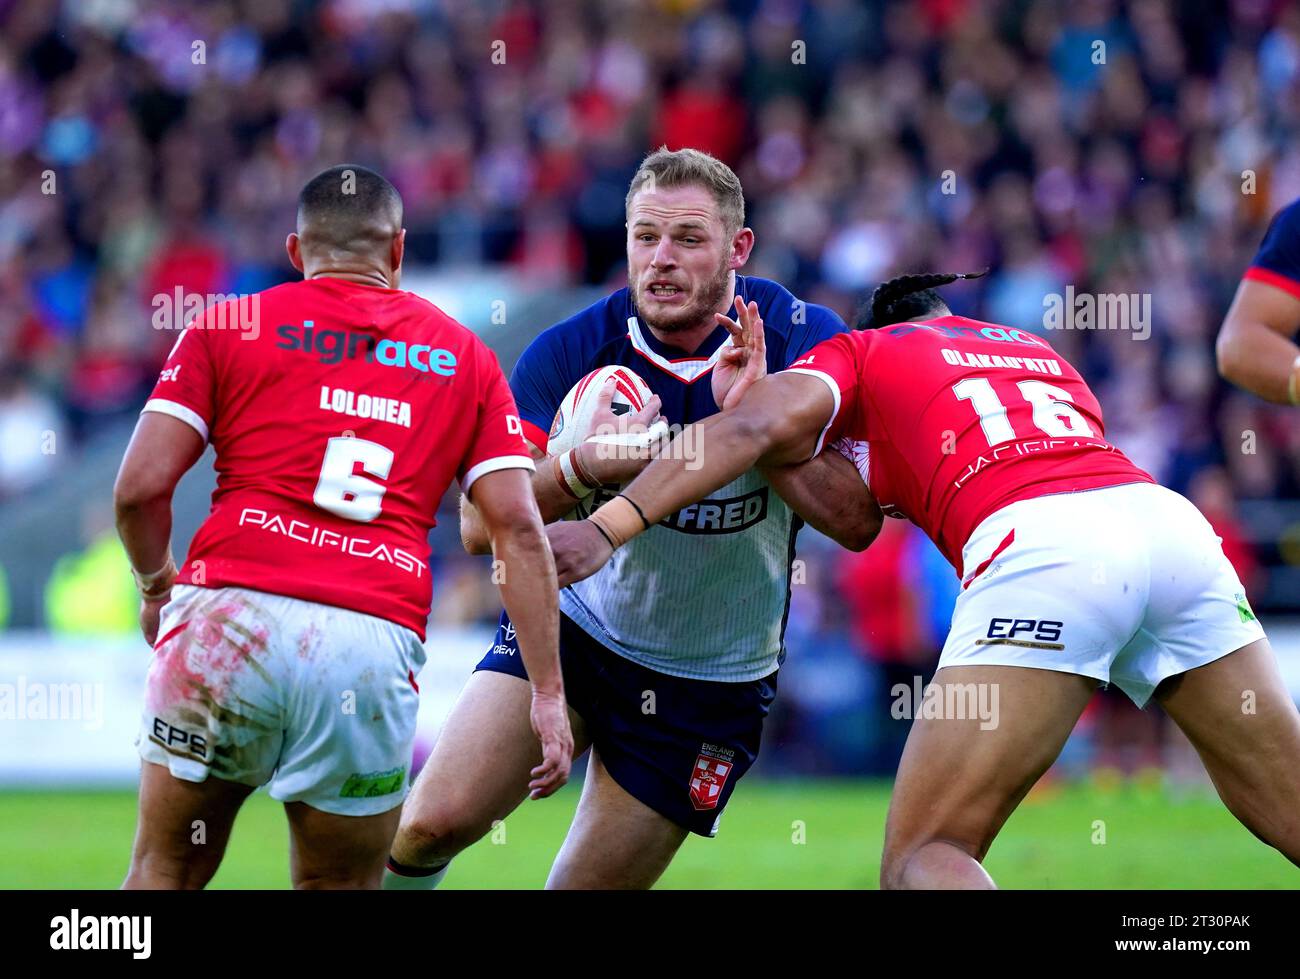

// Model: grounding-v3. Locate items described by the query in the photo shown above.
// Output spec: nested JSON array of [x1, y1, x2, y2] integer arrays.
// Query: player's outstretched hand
[[139, 594, 170, 647], [712, 295, 766, 411], [546, 519, 615, 587], [528, 688, 573, 799]]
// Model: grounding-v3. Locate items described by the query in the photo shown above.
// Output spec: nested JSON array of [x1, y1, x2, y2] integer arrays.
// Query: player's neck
[[305, 270, 395, 290]]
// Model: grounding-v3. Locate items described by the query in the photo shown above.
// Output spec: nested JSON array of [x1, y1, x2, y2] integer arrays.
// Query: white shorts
[[939, 482, 1266, 707], [137, 584, 426, 816]]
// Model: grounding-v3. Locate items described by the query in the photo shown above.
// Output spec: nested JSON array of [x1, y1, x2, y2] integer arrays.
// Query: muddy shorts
[[136, 584, 426, 816]]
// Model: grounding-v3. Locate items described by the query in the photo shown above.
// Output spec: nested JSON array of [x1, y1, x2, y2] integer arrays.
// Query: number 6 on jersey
[[313, 436, 394, 522]]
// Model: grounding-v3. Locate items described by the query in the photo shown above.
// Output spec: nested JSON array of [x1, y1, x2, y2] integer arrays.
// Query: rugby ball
[[547, 366, 657, 457]]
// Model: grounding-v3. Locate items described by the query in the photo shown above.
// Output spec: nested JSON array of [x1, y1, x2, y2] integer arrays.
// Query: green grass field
[[1, 778, 1294, 888]]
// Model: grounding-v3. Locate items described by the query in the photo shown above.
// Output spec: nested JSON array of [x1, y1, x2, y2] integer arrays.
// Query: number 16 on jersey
[[953, 377, 1095, 448]]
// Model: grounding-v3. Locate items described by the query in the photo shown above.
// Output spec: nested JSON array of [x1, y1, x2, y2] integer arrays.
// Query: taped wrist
[[588, 494, 651, 550], [133, 555, 177, 600], [554, 448, 600, 500]]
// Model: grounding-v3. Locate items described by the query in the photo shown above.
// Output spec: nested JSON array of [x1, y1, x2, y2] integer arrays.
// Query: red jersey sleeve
[[782, 331, 866, 455], [141, 320, 220, 442], [459, 343, 536, 495]]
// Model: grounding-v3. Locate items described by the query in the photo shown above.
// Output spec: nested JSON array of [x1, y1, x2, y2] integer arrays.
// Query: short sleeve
[[141, 322, 219, 441], [460, 345, 536, 495], [1244, 199, 1300, 300], [782, 332, 865, 456]]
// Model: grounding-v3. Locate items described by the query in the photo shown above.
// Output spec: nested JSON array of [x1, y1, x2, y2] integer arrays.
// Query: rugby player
[[1217, 197, 1300, 403], [113, 165, 571, 890], [552, 271, 1300, 888], [384, 148, 879, 889]]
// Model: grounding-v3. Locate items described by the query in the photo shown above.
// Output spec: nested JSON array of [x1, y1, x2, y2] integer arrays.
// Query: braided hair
[[853, 270, 987, 330]]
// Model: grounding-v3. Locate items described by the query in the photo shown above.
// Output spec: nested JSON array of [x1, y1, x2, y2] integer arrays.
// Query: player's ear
[[729, 227, 755, 270], [391, 228, 406, 279], [286, 233, 305, 274]]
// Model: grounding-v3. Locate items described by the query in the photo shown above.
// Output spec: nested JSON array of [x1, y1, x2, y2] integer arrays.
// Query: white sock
[[382, 857, 451, 890]]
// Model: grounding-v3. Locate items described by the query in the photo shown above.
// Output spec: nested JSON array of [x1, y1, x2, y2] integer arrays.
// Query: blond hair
[[625, 147, 745, 235]]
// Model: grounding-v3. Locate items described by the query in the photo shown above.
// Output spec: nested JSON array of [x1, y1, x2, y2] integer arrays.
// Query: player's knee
[[293, 869, 383, 890], [1213, 776, 1300, 864], [880, 837, 986, 890], [880, 836, 922, 891], [396, 800, 490, 863], [126, 848, 219, 890], [881, 811, 990, 890]]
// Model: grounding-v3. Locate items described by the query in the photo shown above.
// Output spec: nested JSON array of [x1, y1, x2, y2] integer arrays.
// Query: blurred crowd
[[2, 0, 1300, 769]]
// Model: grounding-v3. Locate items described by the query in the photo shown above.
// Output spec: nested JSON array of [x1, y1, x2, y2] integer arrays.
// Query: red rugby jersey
[[142, 277, 533, 638], [786, 316, 1154, 571]]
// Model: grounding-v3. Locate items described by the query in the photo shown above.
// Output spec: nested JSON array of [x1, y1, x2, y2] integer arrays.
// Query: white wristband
[[1289, 354, 1300, 406], [558, 449, 595, 498]]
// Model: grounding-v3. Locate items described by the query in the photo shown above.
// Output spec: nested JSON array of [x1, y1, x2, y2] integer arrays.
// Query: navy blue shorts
[[475, 611, 777, 837]]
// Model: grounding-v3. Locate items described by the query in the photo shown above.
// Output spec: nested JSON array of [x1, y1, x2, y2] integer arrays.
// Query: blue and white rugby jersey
[[510, 275, 846, 681]]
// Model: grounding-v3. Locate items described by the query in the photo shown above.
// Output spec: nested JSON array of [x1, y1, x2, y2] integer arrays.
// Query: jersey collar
[[625, 278, 745, 383]]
